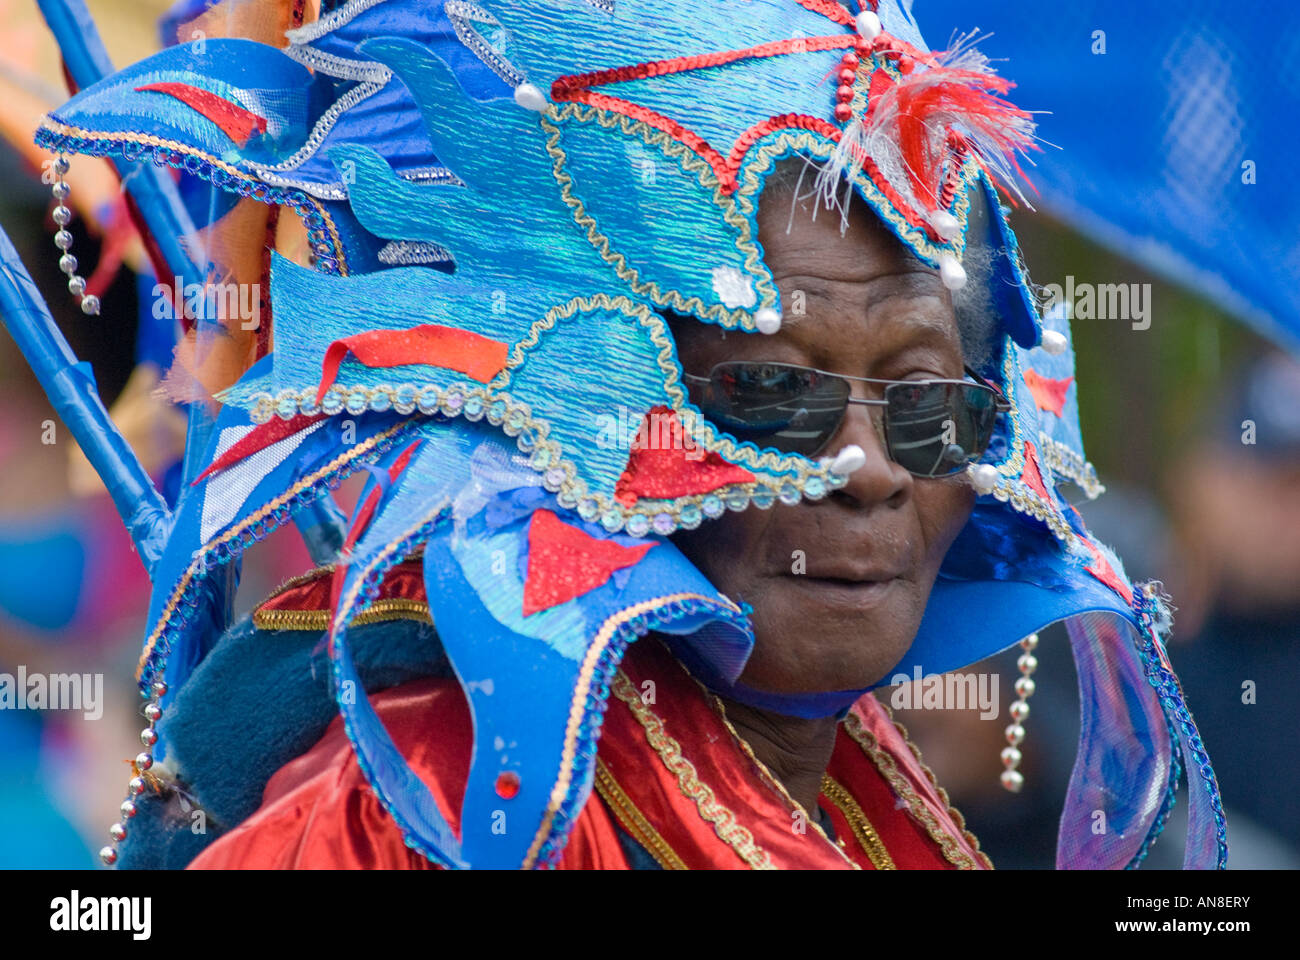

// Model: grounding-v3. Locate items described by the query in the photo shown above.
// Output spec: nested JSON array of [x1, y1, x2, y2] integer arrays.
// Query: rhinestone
[[803, 476, 827, 500], [393, 385, 417, 414], [54, 229, 73, 250], [140, 728, 158, 747], [275, 392, 298, 419], [52, 180, 70, 200], [463, 396, 485, 420], [250, 394, 275, 424], [109, 822, 127, 842], [652, 512, 676, 535], [368, 387, 393, 412], [1009, 701, 1030, 722], [320, 388, 345, 416], [544, 467, 566, 489], [134, 752, 153, 771], [416, 386, 441, 414], [344, 390, 369, 416], [625, 514, 650, 537], [724, 490, 749, 511], [1000, 769, 1024, 792], [120, 800, 137, 819], [577, 499, 599, 521], [678, 502, 702, 528]]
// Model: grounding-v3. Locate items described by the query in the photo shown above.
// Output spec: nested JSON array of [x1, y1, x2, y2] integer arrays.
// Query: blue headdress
[[3, 0, 1224, 868]]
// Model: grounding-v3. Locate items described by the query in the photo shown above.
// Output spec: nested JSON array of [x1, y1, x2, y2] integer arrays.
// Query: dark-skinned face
[[669, 169, 976, 695]]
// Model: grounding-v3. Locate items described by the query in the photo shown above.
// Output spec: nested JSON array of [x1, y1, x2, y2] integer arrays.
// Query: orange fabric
[[189, 638, 985, 870]]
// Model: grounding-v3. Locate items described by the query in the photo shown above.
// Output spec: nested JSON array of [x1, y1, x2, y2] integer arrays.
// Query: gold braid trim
[[593, 757, 688, 870], [253, 598, 430, 632], [608, 669, 775, 869], [842, 706, 994, 870], [820, 773, 896, 870]]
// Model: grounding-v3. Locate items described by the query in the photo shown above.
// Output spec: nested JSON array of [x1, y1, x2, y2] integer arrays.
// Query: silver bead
[[52, 180, 70, 200], [58, 253, 77, 274], [1017, 653, 1038, 674], [120, 799, 137, 819], [1009, 700, 1030, 722], [134, 752, 153, 771], [1005, 723, 1025, 746], [54, 156, 71, 176], [1020, 633, 1039, 651], [80, 294, 101, 316], [1014, 677, 1036, 699], [152, 680, 168, 697], [144, 703, 163, 722], [140, 728, 158, 747], [109, 822, 127, 842], [54, 229, 73, 250], [128, 776, 146, 795], [1001, 746, 1022, 768], [67, 275, 86, 296], [51, 205, 71, 226], [99, 845, 118, 866], [1000, 769, 1024, 793]]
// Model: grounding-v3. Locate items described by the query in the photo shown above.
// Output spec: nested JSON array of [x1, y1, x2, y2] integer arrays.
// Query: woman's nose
[[826, 397, 913, 508]]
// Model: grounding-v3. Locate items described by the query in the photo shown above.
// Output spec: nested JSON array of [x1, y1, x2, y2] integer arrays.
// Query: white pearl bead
[[967, 463, 998, 494], [1041, 329, 1068, 354], [830, 444, 867, 475], [753, 307, 782, 334], [930, 210, 960, 241], [938, 252, 966, 291], [1000, 769, 1024, 792], [513, 82, 549, 112], [855, 11, 882, 39]]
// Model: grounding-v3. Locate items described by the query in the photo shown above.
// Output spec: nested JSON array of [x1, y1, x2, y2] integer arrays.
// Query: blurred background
[[0, 0, 1296, 868]]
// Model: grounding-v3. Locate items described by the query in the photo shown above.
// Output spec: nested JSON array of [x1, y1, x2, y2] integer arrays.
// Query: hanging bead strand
[[1000, 632, 1039, 792], [99, 680, 166, 866], [49, 154, 100, 316]]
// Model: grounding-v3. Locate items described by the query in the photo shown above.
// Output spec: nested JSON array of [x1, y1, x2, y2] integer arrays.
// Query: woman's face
[[670, 171, 977, 694]]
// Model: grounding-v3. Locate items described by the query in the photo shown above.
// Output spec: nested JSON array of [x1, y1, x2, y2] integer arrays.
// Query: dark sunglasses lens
[[697, 363, 848, 457], [884, 382, 999, 477]]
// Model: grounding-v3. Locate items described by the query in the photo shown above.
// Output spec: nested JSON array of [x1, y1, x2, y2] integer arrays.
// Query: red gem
[[898, 56, 914, 74], [834, 102, 854, 122], [836, 84, 855, 102], [495, 772, 521, 799], [841, 51, 860, 70], [838, 66, 857, 85]]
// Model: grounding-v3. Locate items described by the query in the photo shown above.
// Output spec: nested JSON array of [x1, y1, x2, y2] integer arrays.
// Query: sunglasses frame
[[681, 360, 1013, 473]]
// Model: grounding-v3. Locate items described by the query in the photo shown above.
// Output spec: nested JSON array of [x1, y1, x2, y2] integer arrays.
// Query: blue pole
[[0, 225, 170, 574]]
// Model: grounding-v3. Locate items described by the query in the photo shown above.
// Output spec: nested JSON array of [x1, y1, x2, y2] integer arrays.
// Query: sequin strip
[[606, 669, 775, 869], [820, 773, 896, 870]]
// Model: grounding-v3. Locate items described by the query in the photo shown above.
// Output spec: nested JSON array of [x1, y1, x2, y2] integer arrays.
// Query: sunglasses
[[682, 361, 1011, 477]]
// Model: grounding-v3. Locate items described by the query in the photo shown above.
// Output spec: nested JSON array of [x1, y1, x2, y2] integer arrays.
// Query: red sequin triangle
[[522, 510, 655, 616], [614, 406, 755, 506]]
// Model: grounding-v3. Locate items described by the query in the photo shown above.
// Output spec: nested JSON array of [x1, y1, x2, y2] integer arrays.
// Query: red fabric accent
[[1083, 539, 1134, 606], [1019, 440, 1051, 502], [257, 206, 280, 359], [134, 82, 268, 146], [188, 637, 982, 870], [314, 324, 508, 406], [190, 413, 327, 485], [1022, 369, 1074, 417], [792, 0, 856, 24], [614, 406, 756, 506], [256, 557, 427, 619], [521, 509, 655, 616]]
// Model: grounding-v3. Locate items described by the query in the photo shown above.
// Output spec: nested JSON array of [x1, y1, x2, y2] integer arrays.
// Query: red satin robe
[[189, 563, 992, 870]]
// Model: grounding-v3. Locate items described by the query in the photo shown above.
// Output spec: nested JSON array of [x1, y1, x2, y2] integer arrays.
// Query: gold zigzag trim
[[820, 772, 897, 870], [842, 706, 993, 870], [607, 668, 776, 870], [252, 598, 430, 632]]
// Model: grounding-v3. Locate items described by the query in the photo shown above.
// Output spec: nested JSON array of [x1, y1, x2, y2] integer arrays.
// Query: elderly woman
[[15, 0, 1224, 870]]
